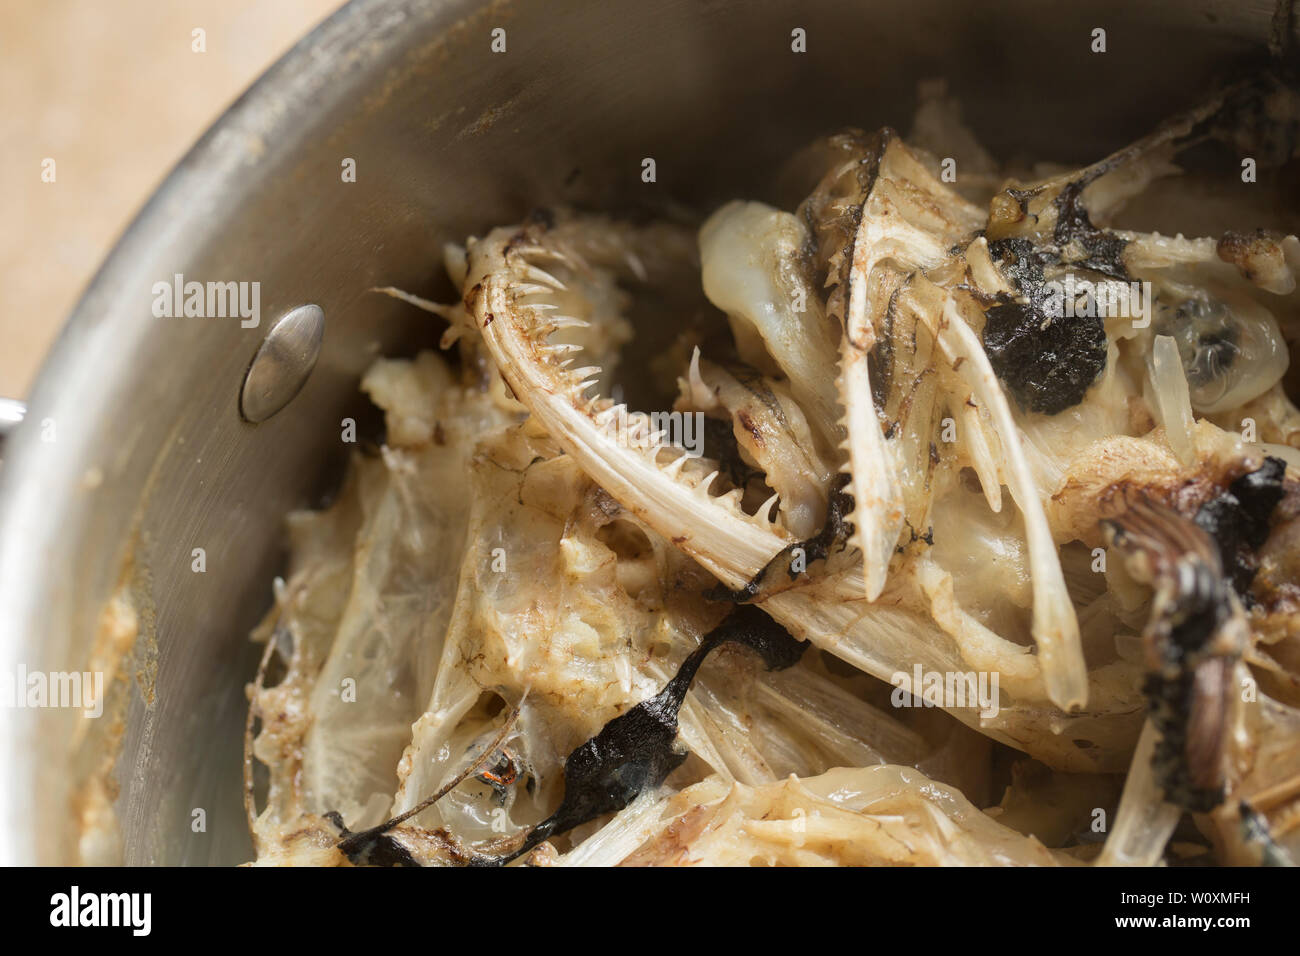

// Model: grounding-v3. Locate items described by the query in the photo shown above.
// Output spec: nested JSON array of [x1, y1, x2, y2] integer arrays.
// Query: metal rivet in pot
[[0, 397, 26, 457], [240, 304, 324, 423]]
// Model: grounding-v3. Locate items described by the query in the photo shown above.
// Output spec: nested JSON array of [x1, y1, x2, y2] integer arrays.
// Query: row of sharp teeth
[[500, 250, 789, 538], [486, 221, 1086, 713], [834, 161, 1089, 711]]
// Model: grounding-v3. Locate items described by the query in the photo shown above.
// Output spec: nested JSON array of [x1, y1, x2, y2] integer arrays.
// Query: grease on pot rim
[[240, 304, 324, 423]]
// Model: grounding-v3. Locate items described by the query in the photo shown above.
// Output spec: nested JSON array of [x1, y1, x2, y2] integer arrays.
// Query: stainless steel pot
[[0, 0, 1290, 865]]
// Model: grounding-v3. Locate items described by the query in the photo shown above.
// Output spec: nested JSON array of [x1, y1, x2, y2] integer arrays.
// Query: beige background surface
[[0, 0, 345, 399]]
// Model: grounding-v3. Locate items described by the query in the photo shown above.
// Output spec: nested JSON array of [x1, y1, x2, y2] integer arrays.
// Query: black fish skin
[[1141, 557, 1233, 814], [494, 605, 808, 865], [980, 160, 1131, 420], [982, 299, 1109, 416], [1194, 456, 1287, 600], [1111, 459, 1287, 814], [982, 237, 1109, 417], [329, 811, 425, 868], [706, 473, 854, 604], [1050, 179, 1131, 281]]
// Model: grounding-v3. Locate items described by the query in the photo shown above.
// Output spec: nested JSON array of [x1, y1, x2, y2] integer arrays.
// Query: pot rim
[[0, 0, 457, 865]]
